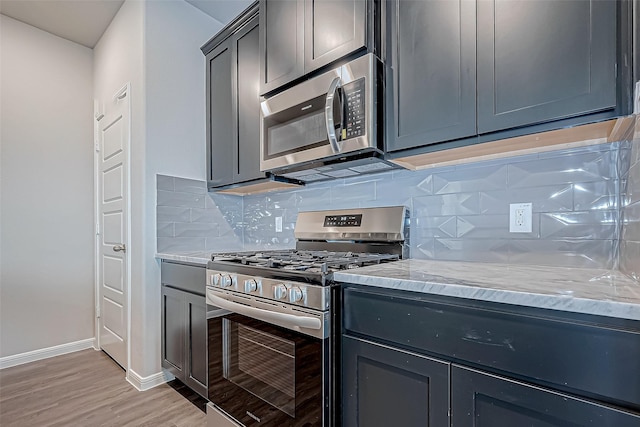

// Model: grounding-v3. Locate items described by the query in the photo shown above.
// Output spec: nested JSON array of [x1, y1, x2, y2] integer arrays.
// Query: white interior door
[[96, 84, 130, 369]]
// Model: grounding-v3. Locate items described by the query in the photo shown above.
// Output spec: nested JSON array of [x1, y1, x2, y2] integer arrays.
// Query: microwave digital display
[[323, 214, 362, 227]]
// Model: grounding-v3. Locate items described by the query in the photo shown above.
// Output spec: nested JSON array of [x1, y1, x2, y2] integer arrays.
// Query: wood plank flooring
[[0, 349, 206, 426]]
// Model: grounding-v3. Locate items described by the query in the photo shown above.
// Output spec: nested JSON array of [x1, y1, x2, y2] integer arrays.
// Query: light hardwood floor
[[0, 349, 206, 426]]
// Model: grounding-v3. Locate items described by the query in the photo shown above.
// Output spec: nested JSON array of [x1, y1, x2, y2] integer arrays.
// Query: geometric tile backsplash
[[158, 138, 639, 275], [620, 127, 640, 280]]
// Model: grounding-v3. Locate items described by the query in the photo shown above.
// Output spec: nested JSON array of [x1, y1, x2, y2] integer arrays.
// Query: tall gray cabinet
[[204, 5, 264, 189], [386, 0, 629, 154]]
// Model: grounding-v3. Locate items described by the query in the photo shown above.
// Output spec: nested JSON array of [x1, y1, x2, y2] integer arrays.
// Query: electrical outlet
[[275, 216, 283, 233], [510, 203, 532, 233]]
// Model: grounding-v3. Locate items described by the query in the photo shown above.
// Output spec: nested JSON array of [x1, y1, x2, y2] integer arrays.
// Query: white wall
[[141, 0, 221, 377], [93, 0, 221, 378], [0, 15, 94, 357], [93, 0, 145, 376]]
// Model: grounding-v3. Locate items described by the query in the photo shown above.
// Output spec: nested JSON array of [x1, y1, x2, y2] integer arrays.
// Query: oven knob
[[274, 284, 287, 300], [289, 287, 304, 303], [220, 275, 233, 288], [244, 279, 258, 293]]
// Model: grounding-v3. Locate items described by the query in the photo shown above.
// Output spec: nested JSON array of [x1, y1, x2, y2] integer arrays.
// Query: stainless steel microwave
[[260, 54, 396, 182]]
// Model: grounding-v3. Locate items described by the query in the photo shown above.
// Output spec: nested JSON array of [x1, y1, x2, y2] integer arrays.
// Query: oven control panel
[[323, 214, 362, 227], [207, 270, 330, 311]]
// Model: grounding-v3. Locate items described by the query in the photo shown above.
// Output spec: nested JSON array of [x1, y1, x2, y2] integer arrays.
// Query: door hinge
[[96, 222, 100, 235], [96, 304, 101, 318], [95, 140, 100, 152]]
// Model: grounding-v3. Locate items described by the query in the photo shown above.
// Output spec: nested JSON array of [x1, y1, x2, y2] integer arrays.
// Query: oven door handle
[[325, 76, 343, 154], [206, 290, 322, 331]]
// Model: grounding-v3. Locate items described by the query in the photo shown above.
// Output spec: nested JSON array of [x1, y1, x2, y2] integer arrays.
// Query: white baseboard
[[126, 368, 174, 391], [0, 338, 96, 370]]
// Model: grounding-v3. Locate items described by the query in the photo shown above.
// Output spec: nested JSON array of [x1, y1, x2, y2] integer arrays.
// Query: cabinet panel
[[162, 286, 185, 375], [185, 292, 208, 397], [452, 365, 640, 427], [259, 0, 304, 94], [386, 0, 476, 152], [343, 286, 640, 409], [207, 41, 234, 187], [233, 18, 263, 183], [304, 0, 366, 73], [477, 0, 616, 133], [342, 336, 449, 427]]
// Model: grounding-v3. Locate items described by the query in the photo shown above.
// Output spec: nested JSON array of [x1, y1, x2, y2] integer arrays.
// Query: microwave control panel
[[343, 78, 366, 140]]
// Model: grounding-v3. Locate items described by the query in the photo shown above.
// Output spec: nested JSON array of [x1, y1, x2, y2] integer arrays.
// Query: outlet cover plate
[[510, 203, 532, 233]]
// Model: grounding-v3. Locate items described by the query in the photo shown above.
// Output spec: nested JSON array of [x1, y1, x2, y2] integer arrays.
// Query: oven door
[[207, 301, 328, 426], [260, 53, 378, 173]]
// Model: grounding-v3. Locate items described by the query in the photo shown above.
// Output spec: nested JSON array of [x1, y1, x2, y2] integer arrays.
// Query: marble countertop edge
[[333, 273, 640, 321], [155, 251, 211, 266]]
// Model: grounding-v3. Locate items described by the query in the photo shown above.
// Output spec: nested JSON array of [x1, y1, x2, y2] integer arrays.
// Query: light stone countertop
[[333, 259, 640, 321], [156, 251, 212, 266]]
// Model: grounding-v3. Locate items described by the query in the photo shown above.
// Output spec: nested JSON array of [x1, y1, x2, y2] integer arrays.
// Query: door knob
[[113, 244, 126, 252]]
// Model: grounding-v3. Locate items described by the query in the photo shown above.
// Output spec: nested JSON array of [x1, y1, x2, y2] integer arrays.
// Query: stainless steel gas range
[[205, 206, 409, 427]]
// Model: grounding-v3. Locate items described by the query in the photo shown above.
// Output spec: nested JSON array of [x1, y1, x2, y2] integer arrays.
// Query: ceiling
[[0, 0, 252, 49]]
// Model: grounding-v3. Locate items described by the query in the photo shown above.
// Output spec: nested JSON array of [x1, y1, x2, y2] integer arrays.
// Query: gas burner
[[212, 249, 399, 275]]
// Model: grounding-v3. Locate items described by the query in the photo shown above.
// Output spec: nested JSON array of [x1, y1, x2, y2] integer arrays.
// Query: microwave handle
[[206, 289, 322, 331], [325, 77, 343, 153]]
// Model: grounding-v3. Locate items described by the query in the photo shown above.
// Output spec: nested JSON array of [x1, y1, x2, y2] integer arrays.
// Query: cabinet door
[[342, 336, 449, 427], [386, 0, 476, 152], [161, 286, 185, 379], [184, 292, 208, 398], [452, 365, 640, 427], [303, 0, 366, 73], [259, 0, 304, 95], [477, 0, 617, 134], [232, 17, 264, 183], [206, 40, 234, 187]]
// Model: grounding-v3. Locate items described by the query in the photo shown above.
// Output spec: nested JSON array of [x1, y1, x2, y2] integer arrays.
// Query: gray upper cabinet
[[259, 0, 304, 95], [205, 7, 266, 189], [386, 0, 477, 152], [259, 0, 368, 95], [386, 0, 628, 155], [477, 0, 617, 134], [207, 41, 234, 187], [303, 0, 366, 72], [233, 18, 263, 183]]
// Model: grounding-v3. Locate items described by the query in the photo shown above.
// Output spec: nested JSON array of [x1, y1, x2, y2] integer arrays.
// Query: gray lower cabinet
[[341, 285, 640, 426], [259, 0, 369, 95], [452, 366, 640, 427], [342, 336, 449, 427], [161, 262, 207, 398], [204, 6, 265, 189]]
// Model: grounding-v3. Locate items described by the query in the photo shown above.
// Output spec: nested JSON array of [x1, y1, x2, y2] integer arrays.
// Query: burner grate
[[212, 250, 399, 274]]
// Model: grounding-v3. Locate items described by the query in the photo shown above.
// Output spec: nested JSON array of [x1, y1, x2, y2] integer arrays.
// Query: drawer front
[[343, 286, 640, 410], [161, 261, 206, 295]]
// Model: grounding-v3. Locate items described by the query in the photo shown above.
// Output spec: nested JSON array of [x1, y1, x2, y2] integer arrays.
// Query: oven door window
[[224, 319, 296, 416], [208, 313, 325, 426]]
